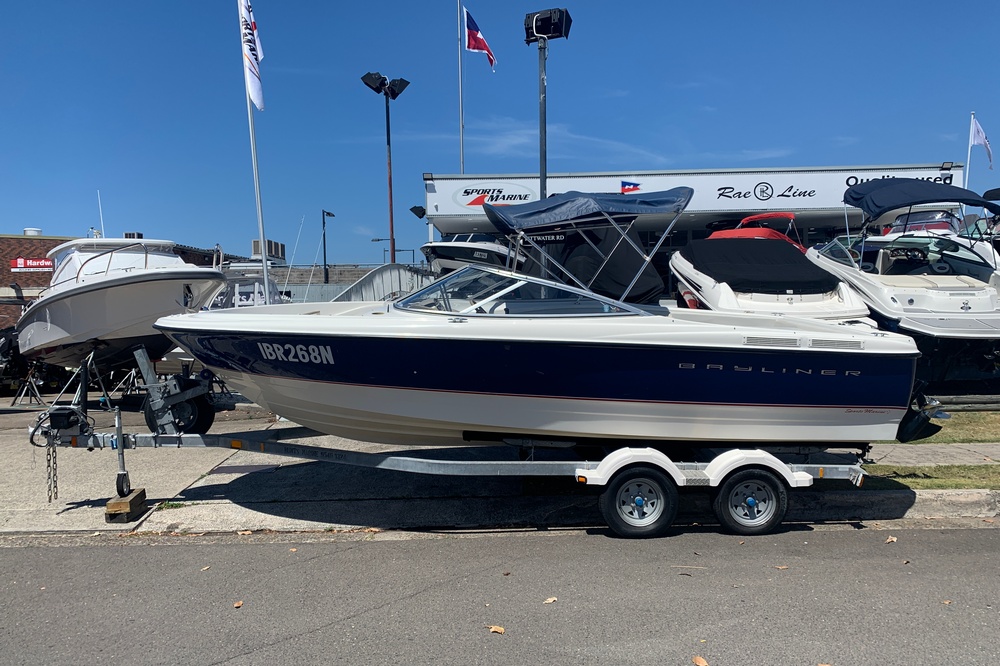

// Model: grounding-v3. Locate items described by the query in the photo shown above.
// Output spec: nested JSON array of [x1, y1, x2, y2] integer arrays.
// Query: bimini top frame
[[482, 188, 693, 303]]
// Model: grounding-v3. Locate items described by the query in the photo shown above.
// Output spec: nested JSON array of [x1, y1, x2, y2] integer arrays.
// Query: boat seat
[[875, 249, 894, 274], [876, 274, 986, 289]]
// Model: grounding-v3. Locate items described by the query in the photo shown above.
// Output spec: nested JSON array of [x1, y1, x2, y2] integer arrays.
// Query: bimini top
[[483, 188, 694, 234], [844, 178, 1000, 220]]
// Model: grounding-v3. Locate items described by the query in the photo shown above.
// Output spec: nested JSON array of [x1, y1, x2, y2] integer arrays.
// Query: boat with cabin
[[16, 238, 226, 370]]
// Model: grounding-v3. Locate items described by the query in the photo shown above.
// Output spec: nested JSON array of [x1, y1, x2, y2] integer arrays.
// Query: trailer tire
[[116, 472, 131, 498], [143, 394, 215, 435], [598, 467, 679, 538], [188, 395, 216, 434], [713, 468, 788, 536]]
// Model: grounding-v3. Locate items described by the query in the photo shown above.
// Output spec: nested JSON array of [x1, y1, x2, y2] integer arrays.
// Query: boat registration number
[[257, 342, 335, 365]]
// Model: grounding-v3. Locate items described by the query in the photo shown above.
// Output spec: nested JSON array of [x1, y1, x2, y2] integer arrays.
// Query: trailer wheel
[[143, 394, 215, 435], [598, 467, 679, 538], [713, 469, 788, 536], [116, 472, 131, 498], [188, 395, 216, 434]]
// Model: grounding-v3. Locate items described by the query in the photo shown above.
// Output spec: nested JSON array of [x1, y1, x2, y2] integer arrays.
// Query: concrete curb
[[787, 489, 1000, 522]]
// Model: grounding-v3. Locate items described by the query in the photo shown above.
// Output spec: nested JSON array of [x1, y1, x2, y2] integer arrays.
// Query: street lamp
[[321, 209, 334, 284], [524, 8, 572, 199], [410, 205, 432, 243], [362, 71, 410, 264], [371, 237, 390, 264]]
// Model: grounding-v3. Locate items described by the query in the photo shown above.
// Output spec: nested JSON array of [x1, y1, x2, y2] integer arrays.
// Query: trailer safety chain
[[47, 444, 57, 502]]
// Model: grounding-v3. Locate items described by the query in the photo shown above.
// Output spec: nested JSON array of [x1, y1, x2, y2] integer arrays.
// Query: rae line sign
[[423, 164, 963, 218]]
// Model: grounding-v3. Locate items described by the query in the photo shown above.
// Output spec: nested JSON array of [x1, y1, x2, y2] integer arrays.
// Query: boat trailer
[[29, 405, 868, 537]]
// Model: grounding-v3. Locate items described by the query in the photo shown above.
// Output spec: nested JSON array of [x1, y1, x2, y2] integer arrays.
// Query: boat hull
[[160, 321, 917, 447], [18, 270, 225, 369]]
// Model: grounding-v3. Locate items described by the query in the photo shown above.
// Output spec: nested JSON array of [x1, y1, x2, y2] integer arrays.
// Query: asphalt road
[[2, 526, 998, 666]]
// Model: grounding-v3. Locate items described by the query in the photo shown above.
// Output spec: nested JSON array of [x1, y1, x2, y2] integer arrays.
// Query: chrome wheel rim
[[615, 477, 665, 527], [725, 480, 776, 528]]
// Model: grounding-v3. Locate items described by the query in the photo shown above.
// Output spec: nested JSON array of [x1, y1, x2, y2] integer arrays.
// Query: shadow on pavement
[[166, 456, 920, 534]]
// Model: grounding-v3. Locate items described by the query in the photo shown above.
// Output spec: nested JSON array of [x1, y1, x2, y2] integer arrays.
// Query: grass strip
[[860, 464, 1000, 490]]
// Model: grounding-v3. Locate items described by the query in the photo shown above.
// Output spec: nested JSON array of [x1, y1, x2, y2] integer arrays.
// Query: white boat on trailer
[[16, 238, 226, 371]]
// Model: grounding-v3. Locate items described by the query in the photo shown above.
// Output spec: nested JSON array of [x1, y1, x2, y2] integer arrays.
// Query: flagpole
[[245, 91, 271, 304], [965, 111, 975, 191], [458, 1, 465, 173]]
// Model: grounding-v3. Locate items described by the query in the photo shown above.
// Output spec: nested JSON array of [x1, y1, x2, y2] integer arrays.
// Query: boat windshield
[[816, 238, 860, 268], [439, 233, 504, 244], [887, 210, 965, 235], [818, 233, 996, 277], [395, 265, 644, 316]]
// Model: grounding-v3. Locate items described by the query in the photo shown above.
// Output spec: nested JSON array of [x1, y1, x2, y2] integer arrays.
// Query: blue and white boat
[[156, 189, 930, 448]]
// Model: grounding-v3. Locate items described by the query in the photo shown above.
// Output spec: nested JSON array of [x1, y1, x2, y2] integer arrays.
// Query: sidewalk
[[866, 442, 1000, 466], [0, 400, 997, 537]]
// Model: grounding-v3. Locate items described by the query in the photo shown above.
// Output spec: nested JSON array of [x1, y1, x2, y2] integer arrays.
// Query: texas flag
[[465, 7, 496, 70], [621, 181, 641, 193]]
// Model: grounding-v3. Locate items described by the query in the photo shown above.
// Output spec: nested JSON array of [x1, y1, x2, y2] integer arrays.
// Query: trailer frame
[[31, 407, 867, 537]]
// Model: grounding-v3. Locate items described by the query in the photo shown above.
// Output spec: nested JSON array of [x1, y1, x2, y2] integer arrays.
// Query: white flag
[[239, 0, 264, 111], [972, 117, 993, 170]]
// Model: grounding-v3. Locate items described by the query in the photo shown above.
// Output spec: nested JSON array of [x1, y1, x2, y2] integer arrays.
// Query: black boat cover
[[483, 188, 693, 234], [844, 178, 1000, 219], [679, 238, 840, 295]]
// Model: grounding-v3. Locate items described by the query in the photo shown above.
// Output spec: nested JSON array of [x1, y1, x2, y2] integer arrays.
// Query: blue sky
[[2, 1, 999, 265]]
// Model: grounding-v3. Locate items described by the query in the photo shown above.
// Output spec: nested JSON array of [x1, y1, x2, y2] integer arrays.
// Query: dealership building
[[420, 162, 966, 246]]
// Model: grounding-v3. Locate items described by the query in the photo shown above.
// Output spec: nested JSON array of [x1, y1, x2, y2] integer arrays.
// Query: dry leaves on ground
[[486, 625, 505, 635], [693, 657, 709, 666], [885, 536, 898, 544], [543, 597, 557, 604], [233, 601, 244, 609]]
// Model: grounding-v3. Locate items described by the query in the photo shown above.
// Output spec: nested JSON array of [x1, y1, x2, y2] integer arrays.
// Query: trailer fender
[[702, 449, 813, 489], [575, 448, 686, 487]]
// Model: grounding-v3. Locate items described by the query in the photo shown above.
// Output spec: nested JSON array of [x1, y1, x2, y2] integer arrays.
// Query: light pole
[[362, 72, 410, 263], [321, 209, 334, 284], [524, 9, 572, 199]]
